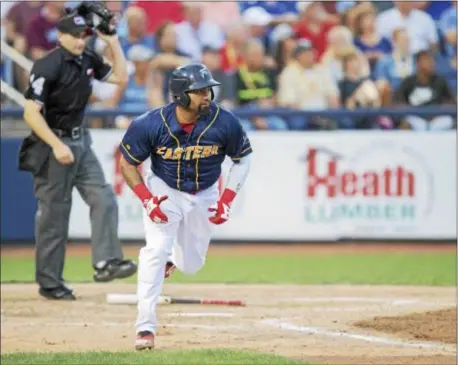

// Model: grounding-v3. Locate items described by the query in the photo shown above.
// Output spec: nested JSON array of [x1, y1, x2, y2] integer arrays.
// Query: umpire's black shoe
[[93, 259, 137, 283], [39, 286, 76, 301]]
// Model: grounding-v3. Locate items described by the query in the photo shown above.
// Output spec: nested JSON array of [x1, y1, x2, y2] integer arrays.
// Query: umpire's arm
[[23, 58, 65, 151], [94, 31, 128, 85]]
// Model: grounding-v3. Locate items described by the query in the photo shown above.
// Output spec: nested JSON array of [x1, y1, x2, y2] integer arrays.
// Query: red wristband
[[220, 188, 237, 206], [133, 183, 153, 202]]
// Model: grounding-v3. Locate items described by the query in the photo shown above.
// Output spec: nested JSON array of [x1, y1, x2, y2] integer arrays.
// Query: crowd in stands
[[1, 1, 456, 131]]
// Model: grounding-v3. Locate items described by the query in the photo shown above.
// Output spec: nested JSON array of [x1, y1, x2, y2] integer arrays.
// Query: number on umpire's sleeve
[[30, 74, 45, 96]]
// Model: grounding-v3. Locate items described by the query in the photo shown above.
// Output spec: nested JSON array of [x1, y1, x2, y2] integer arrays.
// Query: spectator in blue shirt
[[353, 10, 393, 73], [439, 1, 457, 62], [119, 6, 155, 57], [118, 45, 154, 113], [419, 0, 452, 21], [239, 1, 298, 22], [374, 27, 415, 105]]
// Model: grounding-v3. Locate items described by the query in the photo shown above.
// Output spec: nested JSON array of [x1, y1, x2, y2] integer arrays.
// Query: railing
[[1, 106, 457, 120]]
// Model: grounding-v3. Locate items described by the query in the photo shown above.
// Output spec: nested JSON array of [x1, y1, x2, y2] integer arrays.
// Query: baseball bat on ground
[[106, 293, 245, 307]]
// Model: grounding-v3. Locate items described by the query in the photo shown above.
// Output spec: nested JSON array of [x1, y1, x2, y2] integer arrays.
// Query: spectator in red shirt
[[294, 1, 336, 60], [5, 1, 42, 51], [25, 2, 65, 61], [130, 1, 184, 34], [4, 1, 42, 89]]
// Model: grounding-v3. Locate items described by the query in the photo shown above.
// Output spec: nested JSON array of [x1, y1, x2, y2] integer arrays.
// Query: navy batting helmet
[[169, 63, 221, 108]]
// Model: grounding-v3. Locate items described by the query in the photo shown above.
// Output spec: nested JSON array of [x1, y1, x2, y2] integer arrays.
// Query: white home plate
[[166, 312, 234, 318]]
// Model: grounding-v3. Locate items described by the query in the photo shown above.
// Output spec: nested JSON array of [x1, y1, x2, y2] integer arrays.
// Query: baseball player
[[118, 63, 253, 350]]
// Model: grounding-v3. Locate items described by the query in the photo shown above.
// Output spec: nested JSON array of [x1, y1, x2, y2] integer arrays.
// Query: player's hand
[[208, 189, 236, 225], [52, 143, 74, 165], [144, 195, 169, 224]]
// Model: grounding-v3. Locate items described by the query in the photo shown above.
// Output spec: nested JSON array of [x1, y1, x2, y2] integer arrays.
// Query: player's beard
[[198, 104, 211, 117]]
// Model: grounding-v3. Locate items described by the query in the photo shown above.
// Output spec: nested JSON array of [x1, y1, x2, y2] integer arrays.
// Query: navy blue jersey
[[119, 102, 252, 194]]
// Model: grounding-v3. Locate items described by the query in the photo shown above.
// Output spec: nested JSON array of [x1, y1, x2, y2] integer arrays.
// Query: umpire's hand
[[53, 142, 75, 165]]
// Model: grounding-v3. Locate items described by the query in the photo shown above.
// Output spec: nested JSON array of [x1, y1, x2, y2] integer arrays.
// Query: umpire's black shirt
[[24, 46, 112, 130]]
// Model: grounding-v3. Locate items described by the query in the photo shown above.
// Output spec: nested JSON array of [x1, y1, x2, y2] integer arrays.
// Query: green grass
[[1, 349, 307, 365], [1, 252, 455, 286]]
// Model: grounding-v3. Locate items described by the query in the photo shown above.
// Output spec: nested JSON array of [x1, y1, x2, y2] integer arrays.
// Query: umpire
[[20, 6, 136, 300]]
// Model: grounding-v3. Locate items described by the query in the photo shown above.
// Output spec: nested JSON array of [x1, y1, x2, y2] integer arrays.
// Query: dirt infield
[[1, 243, 456, 365], [355, 308, 456, 344], [1, 283, 456, 364]]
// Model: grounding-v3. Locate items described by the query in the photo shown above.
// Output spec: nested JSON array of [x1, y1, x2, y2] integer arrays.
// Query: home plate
[[166, 312, 234, 318]]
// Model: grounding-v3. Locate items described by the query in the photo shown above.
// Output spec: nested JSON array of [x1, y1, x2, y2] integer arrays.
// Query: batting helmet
[[169, 63, 221, 108]]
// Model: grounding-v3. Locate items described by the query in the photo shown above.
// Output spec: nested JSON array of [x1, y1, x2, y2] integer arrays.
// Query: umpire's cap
[[57, 13, 92, 36], [169, 63, 221, 108]]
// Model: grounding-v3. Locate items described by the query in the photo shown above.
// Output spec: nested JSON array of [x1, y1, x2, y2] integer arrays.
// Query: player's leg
[[172, 186, 219, 275], [74, 140, 136, 282], [34, 141, 80, 300], [135, 174, 184, 349]]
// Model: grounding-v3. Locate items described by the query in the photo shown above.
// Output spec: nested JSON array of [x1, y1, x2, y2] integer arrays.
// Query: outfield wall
[[1, 131, 456, 242]]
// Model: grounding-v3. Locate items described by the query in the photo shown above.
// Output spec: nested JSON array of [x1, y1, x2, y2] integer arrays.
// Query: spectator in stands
[[239, 1, 299, 25], [235, 39, 287, 131], [3, 1, 43, 90], [201, 46, 236, 109], [395, 50, 456, 131], [130, 0, 184, 34], [25, 2, 65, 61], [353, 10, 392, 73], [118, 6, 154, 57], [339, 50, 381, 128], [148, 22, 191, 107], [220, 23, 248, 73], [122, 45, 155, 112], [5, 1, 42, 55], [241, 6, 274, 58], [376, 2, 438, 54], [374, 28, 415, 106], [321, 26, 370, 82], [416, 0, 453, 21], [278, 40, 340, 130], [294, 1, 336, 60], [271, 23, 297, 73], [192, 1, 241, 31], [175, 3, 225, 62], [338, 1, 376, 32], [439, 0, 457, 68], [112, 45, 155, 129]]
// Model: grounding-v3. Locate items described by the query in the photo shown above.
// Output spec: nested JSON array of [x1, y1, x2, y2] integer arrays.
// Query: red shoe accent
[[165, 262, 176, 279]]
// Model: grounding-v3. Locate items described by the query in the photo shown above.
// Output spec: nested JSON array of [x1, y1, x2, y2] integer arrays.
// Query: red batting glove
[[208, 189, 236, 225], [133, 183, 169, 223]]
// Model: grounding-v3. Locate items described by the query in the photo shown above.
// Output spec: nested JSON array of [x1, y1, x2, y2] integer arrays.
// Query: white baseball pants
[[135, 172, 219, 334]]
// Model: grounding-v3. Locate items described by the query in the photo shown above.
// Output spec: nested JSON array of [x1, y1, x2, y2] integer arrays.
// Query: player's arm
[[118, 118, 151, 188], [91, 31, 128, 85], [222, 128, 252, 200], [209, 118, 253, 225], [23, 57, 74, 164], [119, 119, 169, 223]]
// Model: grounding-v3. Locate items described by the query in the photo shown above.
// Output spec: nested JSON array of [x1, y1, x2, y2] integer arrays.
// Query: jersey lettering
[[156, 145, 219, 161], [30, 74, 45, 96]]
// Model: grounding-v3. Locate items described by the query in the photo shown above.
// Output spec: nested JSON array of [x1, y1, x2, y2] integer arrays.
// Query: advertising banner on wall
[[68, 131, 456, 241]]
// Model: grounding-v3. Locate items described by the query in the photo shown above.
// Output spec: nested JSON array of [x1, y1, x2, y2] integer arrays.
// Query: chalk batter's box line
[[260, 319, 455, 351]]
